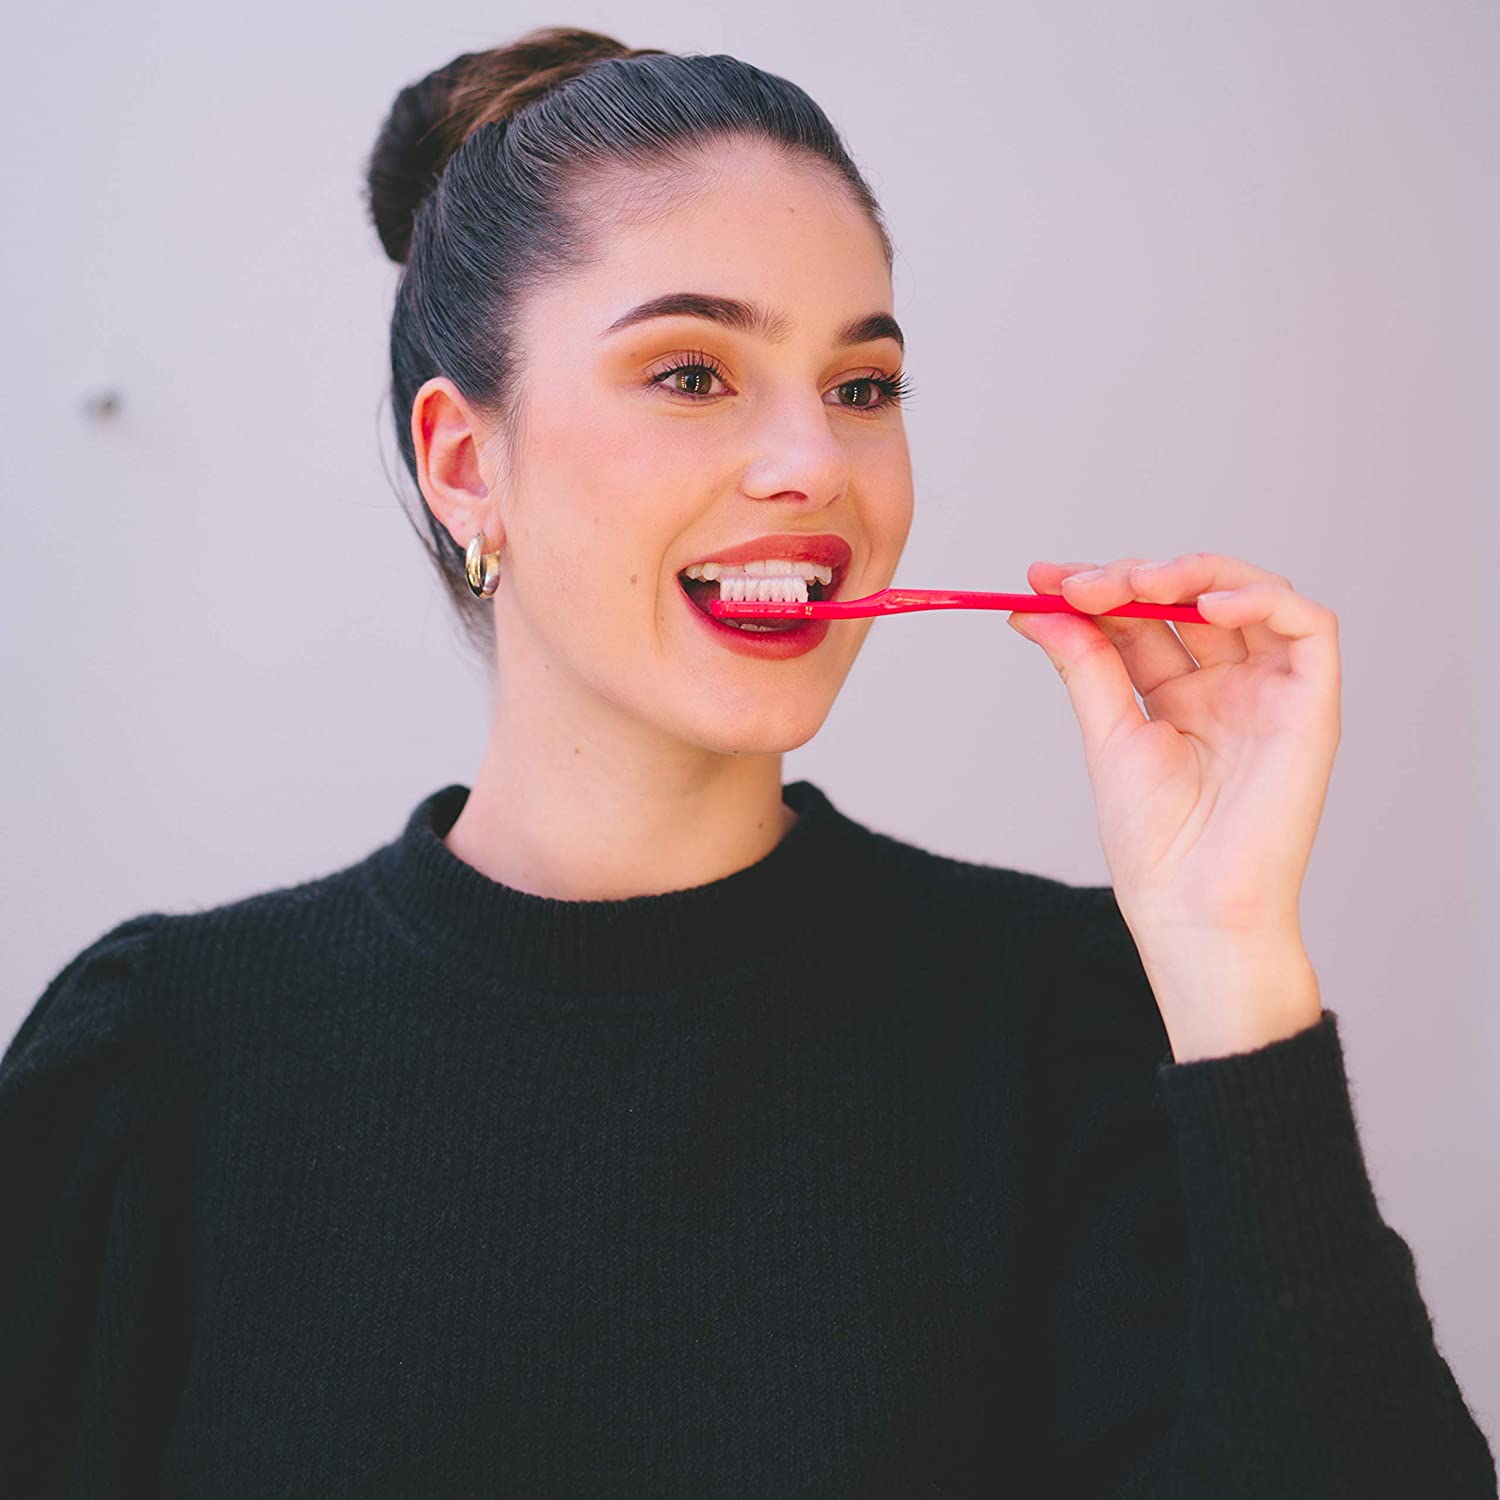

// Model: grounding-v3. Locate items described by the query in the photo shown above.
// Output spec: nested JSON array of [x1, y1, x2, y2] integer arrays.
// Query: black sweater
[[2, 779, 1493, 1498]]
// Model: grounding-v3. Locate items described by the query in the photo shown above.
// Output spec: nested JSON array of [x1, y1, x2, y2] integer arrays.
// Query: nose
[[739, 393, 852, 508]]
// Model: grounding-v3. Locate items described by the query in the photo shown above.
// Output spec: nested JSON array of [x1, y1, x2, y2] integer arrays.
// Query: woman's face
[[435, 141, 913, 757]]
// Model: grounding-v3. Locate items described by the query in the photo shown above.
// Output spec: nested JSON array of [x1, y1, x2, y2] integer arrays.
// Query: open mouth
[[676, 564, 845, 629]]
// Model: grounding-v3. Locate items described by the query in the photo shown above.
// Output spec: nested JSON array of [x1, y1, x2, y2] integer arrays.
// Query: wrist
[[1130, 926, 1324, 1064]]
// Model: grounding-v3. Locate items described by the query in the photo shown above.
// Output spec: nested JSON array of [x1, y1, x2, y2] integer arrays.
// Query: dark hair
[[363, 25, 895, 668]]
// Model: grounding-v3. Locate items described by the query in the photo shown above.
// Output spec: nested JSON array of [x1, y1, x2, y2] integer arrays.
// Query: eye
[[648, 350, 731, 399], [834, 370, 914, 412], [645, 351, 915, 414]]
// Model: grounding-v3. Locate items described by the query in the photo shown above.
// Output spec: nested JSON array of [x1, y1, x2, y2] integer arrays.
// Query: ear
[[411, 377, 505, 551]]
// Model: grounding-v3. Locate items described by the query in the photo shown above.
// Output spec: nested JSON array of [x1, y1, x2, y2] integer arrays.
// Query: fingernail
[[1064, 569, 1105, 583]]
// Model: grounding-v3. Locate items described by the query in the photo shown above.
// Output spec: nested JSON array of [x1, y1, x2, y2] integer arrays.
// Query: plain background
[[3, 0, 1496, 1450]]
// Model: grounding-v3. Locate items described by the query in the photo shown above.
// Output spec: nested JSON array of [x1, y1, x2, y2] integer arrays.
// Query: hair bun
[[364, 28, 666, 265], [364, 52, 481, 266]]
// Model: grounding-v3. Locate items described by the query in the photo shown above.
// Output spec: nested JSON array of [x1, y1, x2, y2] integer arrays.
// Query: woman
[[3, 26, 1493, 1498]]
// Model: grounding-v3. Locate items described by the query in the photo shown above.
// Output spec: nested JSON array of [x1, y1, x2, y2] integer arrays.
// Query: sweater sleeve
[[0, 913, 190, 1499], [1029, 887, 1497, 1499]]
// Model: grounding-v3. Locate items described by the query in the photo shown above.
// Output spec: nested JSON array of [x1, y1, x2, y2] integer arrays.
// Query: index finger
[[1126, 552, 1296, 660]]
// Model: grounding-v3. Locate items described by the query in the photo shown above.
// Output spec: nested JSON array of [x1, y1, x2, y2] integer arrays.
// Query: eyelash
[[646, 349, 915, 414]]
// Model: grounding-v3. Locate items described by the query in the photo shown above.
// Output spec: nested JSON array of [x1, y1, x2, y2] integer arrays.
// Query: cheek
[[526, 397, 710, 544], [866, 471, 915, 566], [597, 421, 723, 536], [511, 416, 641, 591]]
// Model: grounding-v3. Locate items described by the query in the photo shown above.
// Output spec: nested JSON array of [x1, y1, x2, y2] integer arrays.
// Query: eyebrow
[[600, 292, 905, 355]]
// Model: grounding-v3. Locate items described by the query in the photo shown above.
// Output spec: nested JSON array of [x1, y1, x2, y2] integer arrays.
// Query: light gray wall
[[5, 0, 1496, 1447]]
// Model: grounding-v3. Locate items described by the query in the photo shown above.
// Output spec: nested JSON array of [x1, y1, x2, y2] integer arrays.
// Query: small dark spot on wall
[[80, 388, 123, 420]]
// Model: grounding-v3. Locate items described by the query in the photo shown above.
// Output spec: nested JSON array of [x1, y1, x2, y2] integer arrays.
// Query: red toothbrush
[[710, 587, 1208, 625]]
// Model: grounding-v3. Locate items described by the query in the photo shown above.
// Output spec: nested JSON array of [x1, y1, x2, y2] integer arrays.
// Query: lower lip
[[677, 577, 835, 660]]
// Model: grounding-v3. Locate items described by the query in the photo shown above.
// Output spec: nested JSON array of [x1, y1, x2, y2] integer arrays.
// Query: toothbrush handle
[[863, 588, 1208, 623], [715, 588, 1210, 624]]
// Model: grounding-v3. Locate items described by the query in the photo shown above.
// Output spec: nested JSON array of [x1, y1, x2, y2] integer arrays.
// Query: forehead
[[613, 150, 883, 279], [529, 148, 892, 351]]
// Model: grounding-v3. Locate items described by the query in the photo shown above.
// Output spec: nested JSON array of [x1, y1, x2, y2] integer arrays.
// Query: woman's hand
[[1007, 552, 1341, 1061]]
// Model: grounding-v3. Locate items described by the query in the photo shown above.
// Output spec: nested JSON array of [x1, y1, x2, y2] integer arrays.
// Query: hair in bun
[[363, 25, 893, 666], [364, 51, 477, 268], [365, 29, 666, 266]]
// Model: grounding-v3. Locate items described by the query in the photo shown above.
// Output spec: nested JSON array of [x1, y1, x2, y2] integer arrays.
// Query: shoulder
[[4, 912, 167, 1076], [1, 912, 179, 1158], [840, 816, 1148, 1003], [6, 848, 382, 1078], [853, 820, 1166, 1055], [838, 814, 1075, 921], [844, 813, 1132, 963], [154, 854, 381, 967]]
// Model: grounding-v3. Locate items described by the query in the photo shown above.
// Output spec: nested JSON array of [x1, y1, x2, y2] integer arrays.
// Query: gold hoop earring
[[465, 531, 503, 598]]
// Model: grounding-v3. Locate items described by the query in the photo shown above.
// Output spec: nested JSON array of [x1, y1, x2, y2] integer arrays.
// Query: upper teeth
[[681, 558, 834, 584]]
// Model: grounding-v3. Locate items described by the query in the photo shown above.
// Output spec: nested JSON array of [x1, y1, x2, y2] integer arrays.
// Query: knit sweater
[[2, 779, 1493, 1499]]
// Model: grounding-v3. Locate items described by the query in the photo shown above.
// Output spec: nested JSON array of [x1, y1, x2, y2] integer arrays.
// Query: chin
[[674, 705, 832, 759]]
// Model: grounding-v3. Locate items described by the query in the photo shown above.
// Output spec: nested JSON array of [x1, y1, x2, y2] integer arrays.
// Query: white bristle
[[681, 560, 833, 586]]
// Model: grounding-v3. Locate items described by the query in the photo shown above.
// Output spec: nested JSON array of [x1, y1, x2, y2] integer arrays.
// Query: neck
[[443, 696, 798, 903]]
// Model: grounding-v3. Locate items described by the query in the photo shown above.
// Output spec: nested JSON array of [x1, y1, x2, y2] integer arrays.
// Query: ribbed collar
[[362, 779, 868, 997]]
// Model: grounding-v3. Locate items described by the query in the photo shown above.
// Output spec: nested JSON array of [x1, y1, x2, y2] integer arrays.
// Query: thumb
[[1007, 611, 1144, 767]]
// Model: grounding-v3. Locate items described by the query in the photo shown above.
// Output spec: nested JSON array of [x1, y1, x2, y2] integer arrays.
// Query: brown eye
[[669, 367, 718, 396], [648, 352, 731, 400], [835, 371, 914, 412]]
